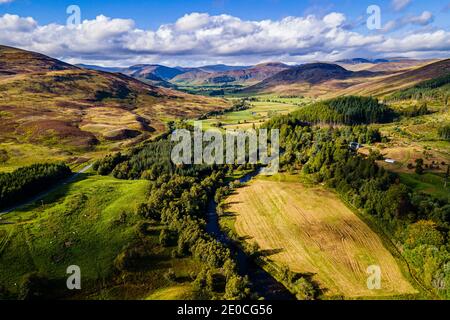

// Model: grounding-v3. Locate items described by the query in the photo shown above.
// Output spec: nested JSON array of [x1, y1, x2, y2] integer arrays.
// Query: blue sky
[[0, 0, 449, 66], [2, 0, 449, 29]]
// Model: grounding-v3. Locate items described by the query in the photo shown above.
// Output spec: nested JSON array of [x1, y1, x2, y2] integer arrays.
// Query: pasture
[[0, 174, 201, 299], [194, 98, 303, 131]]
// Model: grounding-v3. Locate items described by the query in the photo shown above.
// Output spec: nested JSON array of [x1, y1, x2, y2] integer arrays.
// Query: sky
[[0, 0, 449, 67]]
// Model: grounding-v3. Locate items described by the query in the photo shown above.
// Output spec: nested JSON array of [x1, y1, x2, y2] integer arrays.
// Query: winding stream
[[206, 172, 294, 300]]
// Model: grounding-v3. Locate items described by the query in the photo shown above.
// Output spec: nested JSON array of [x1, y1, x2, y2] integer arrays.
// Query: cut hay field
[[224, 176, 418, 298]]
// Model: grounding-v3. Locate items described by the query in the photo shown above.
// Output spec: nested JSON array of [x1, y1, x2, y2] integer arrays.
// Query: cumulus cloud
[[0, 12, 448, 66]]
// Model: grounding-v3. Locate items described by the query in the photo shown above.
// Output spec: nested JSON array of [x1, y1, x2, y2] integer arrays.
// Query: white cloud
[[383, 10, 434, 32], [0, 12, 447, 66], [392, 0, 412, 11], [376, 30, 450, 53], [403, 11, 434, 25], [0, 0, 15, 3]]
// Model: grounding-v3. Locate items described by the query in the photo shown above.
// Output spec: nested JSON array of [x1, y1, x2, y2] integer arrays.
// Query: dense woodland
[[290, 96, 396, 125], [0, 163, 71, 210], [93, 139, 216, 180], [264, 114, 450, 299]]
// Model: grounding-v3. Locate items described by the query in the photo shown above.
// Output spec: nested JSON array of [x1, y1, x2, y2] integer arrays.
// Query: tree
[[293, 278, 316, 300], [18, 272, 51, 300], [224, 275, 250, 300], [445, 165, 449, 188], [405, 221, 444, 248], [164, 269, 177, 282], [415, 158, 424, 175]]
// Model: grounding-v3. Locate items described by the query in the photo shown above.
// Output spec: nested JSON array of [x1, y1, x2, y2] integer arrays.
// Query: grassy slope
[[400, 173, 449, 201], [331, 59, 450, 98], [222, 175, 418, 299], [0, 174, 199, 299]]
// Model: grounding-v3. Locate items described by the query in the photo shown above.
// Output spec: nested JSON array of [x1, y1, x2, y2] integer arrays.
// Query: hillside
[[0, 45, 75, 76], [336, 59, 434, 73], [78, 64, 176, 88], [170, 69, 213, 85], [240, 60, 450, 98], [0, 45, 229, 168], [0, 174, 205, 300], [122, 64, 185, 81], [242, 63, 376, 96], [172, 62, 290, 86], [197, 64, 250, 73], [334, 59, 450, 98]]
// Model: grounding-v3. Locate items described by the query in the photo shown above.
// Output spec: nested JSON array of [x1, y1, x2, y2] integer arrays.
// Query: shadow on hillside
[[5, 171, 93, 217]]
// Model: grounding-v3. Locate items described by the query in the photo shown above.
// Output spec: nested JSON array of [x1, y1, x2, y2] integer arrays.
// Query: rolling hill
[[196, 64, 251, 73], [240, 59, 450, 98], [121, 64, 185, 81], [242, 63, 377, 96], [336, 59, 434, 73], [0, 45, 229, 167], [78, 63, 176, 88], [171, 62, 291, 86], [334, 59, 450, 98]]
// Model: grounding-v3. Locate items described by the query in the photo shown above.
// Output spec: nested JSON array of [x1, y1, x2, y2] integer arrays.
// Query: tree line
[[0, 163, 72, 210], [439, 124, 450, 141], [290, 96, 396, 125], [198, 99, 251, 120]]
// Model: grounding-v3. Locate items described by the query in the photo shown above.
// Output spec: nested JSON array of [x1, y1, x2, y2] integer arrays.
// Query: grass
[[223, 175, 418, 299], [145, 285, 195, 300], [190, 99, 303, 131], [0, 175, 149, 290], [0, 174, 201, 299], [399, 172, 449, 201]]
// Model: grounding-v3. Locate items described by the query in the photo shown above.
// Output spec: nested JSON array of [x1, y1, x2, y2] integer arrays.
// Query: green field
[[0, 174, 201, 299], [191, 98, 305, 131], [400, 172, 449, 201]]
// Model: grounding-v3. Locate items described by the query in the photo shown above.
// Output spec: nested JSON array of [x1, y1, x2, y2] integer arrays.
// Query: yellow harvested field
[[226, 178, 417, 298]]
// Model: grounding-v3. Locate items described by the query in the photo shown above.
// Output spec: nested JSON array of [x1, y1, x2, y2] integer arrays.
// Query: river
[[206, 171, 294, 300]]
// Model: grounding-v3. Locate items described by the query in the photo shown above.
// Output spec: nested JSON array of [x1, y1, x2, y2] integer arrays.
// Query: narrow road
[[0, 163, 93, 217]]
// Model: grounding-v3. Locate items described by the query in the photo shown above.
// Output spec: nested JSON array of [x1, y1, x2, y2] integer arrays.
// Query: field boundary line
[[336, 192, 438, 299]]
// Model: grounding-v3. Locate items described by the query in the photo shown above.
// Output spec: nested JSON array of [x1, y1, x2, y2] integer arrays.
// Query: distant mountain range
[[75, 57, 447, 97], [78, 62, 291, 87], [336, 58, 391, 65]]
